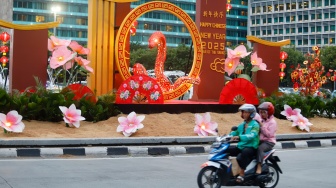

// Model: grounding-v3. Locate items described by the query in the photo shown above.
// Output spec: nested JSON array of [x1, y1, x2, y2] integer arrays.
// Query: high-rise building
[[10, 0, 249, 48], [248, 0, 336, 53], [226, 0, 248, 47], [130, 0, 196, 47], [131, 0, 248, 47], [12, 0, 88, 44]]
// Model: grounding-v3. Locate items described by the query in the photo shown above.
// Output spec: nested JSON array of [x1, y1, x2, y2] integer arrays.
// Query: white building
[[248, 0, 336, 53]]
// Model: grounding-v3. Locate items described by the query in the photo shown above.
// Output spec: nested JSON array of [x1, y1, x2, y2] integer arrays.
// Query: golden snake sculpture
[[135, 31, 200, 93]]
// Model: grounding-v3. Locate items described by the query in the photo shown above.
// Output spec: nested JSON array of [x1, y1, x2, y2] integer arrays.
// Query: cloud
[[210, 58, 225, 73]]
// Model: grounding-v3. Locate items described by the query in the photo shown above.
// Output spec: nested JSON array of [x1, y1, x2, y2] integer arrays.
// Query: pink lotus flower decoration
[[74, 56, 93, 73], [194, 112, 218, 136], [224, 57, 240, 76], [0, 110, 25, 133], [48, 36, 71, 51], [280, 104, 301, 120], [251, 52, 267, 71], [117, 111, 145, 137], [227, 45, 251, 59], [291, 114, 313, 132], [59, 104, 85, 128], [49, 46, 76, 69], [69, 41, 90, 55]]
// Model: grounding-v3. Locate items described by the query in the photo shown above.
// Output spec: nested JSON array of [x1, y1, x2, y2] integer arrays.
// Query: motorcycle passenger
[[255, 102, 277, 175], [228, 104, 260, 183]]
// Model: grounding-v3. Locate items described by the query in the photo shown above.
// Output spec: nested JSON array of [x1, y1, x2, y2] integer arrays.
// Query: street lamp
[[51, 5, 61, 36]]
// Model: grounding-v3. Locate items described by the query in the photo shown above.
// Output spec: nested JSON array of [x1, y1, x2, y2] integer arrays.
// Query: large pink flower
[[69, 41, 90, 55], [227, 45, 251, 59], [49, 46, 76, 69], [291, 114, 313, 132], [194, 112, 218, 136], [117, 111, 145, 137], [0, 110, 25, 132], [48, 36, 71, 51], [75, 56, 94, 73], [59, 104, 85, 128], [224, 57, 240, 76], [280, 104, 301, 120], [251, 52, 267, 71]]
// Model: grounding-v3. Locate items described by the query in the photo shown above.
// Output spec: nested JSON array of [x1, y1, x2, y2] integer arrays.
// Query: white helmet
[[238, 104, 256, 118]]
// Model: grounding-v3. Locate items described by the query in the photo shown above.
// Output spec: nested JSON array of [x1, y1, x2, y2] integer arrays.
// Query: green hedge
[[261, 93, 336, 119], [0, 86, 120, 123]]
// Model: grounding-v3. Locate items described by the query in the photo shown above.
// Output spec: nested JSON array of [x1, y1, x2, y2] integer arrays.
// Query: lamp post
[[51, 6, 61, 36]]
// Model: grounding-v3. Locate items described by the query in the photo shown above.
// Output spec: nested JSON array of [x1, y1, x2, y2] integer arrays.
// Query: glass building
[[248, 0, 336, 53], [13, 0, 88, 44], [226, 0, 248, 47], [130, 0, 196, 48], [131, 0, 248, 47], [11, 0, 249, 48]]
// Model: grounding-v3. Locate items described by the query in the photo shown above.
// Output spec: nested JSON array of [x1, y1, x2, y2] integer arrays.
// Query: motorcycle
[[197, 134, 282, 188]]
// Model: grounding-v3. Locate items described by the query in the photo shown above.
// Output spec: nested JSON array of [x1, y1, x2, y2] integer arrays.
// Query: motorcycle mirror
[[231, 126, 238, 131]]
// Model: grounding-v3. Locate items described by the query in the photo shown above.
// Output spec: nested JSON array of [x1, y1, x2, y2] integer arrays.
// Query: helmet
[[258, 102, 275, 117], [238, 104, 256, 118]]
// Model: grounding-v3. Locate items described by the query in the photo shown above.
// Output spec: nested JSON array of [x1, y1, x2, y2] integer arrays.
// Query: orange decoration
[[291, 46, 333, 96]]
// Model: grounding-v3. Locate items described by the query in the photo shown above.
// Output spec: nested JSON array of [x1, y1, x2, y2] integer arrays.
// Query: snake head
[[148, 31, 166, 49]]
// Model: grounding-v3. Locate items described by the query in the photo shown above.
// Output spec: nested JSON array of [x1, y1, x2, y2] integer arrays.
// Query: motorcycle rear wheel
[[197, 166, 222, 188], [260, 163, 279, 188]]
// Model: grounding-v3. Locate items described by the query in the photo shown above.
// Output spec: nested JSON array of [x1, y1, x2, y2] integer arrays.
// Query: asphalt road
[[0, 147, 335, 188]]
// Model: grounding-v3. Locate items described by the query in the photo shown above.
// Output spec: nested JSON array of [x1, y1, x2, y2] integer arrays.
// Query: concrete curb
[[0, 139, 335, 158], [1, 132, 336, 147]]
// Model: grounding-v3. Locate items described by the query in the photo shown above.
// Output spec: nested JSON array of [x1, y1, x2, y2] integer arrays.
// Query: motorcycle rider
[[255, 102, 277, 175], [228, 104, 260, 183]]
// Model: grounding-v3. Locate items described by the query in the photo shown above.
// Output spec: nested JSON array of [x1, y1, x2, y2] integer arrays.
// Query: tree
[[320, 46, 336, 71], [320, 46, 336, 90], [280, 46, 305, 87], [129, 43, 193, 73]]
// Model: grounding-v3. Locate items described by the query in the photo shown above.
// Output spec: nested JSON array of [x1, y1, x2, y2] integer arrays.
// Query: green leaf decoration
[[235, 64, 244, 70], [251, 66, 260, 72], [237, 74, 251, 81]]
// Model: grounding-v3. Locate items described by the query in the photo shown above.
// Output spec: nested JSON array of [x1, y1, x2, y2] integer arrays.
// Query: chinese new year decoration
[[226, 0, 232, 12], [116, 64, 164, 104], [148, 31, 200, 93], [0, 32, 10, 89], [219, 78, 259, 104], [279, 51, 288, 80], [290, 46, 334, 96], [130, 20, 138, 36]]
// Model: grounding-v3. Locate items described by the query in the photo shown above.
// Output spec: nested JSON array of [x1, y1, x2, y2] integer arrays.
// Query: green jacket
[[230, 119, 260, 149]]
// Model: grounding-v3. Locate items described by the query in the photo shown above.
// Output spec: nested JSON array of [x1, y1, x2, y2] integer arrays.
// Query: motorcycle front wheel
[[197, 166, 222, 188], [261, 163, 280, 188]]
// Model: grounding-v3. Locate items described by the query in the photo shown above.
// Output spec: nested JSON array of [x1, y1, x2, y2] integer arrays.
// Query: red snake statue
[[147, 31, 200, 93]]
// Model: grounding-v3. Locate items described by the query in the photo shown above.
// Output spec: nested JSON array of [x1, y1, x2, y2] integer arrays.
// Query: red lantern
[[0, 45, 9, 55], [226, 4, 232, 12], [0, 32, 10, 43], [132, 20, 138, 27], [130, 27, 136, 36], [280, 51, 288, 61], [0, 56, 8, 66], [279, 71, 285, 80], [279, 62, 286, 71]]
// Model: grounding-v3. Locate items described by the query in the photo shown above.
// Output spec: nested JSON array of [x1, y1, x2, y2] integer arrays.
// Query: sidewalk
[[0, 132, 335, 158]]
